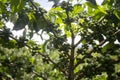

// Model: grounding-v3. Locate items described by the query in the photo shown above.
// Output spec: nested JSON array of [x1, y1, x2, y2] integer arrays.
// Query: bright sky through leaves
[[35, 0, 104, 11], [6, 0, 104, 44]]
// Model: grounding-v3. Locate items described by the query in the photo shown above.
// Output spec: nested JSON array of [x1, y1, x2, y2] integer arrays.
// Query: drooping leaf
[[9, 13, 18, 23], [102, 43, 120, 53], [86, 0, 97, 5], [13, 13, 28, 30]]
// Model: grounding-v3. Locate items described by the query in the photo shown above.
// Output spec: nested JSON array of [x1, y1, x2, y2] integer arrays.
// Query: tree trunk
[[68, 49, 74, 80], [68, 30, 75, 80]]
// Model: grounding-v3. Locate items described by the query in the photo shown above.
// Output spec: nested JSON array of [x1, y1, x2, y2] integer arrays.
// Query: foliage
[[0, 0, 120, 80]]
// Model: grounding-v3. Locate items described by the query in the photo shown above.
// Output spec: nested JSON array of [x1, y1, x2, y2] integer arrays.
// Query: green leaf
[[102, 43, 112, 53], [0, 39, 17, 49], [83, 2, 97, 15], [42, 39, 49, 53], [84, 1, 97, 9], [86, 0, 97, 5], [9, 13, 18, 23], [102, 0, 114, 6], [13, 13, 28, 30], [35, 18, 47, 32], [72, 4, 83, 16], [102, 0, 109, 5], [49, 13, 62, 24], [82, 39, 86, 44], [98, 6, 107, 14], [28, 12, 36, 21], [93, 10, 106, 20], [0, 1, 6, 13], [0, 0, 8, 3], [55, 15, 63, 24], [65, 31, 71, 38], [10, 0, 25, 13], [49, 6, 66, 20], [93, 72, 107, 80], [29, 57, 35, 64], [102, 43, 120, 53], [113, 10, 120, 20], [0, 21, 3, 28], [13, 19, 26, 30]]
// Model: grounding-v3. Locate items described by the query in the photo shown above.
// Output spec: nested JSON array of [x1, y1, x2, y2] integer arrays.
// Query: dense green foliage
[[0, 0, 120, 80]]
